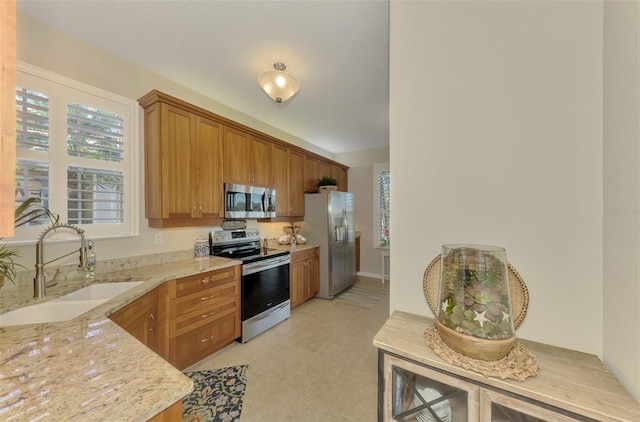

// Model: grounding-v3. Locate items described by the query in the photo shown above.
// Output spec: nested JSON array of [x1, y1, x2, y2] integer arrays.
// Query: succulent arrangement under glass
[[434, 244, 517, 361], [438, 245, 515, 341]]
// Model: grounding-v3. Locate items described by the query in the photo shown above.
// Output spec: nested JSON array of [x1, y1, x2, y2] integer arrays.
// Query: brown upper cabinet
[[304, 155, 348, 193], [223, 128, 271, 187], [138, 90, 348, 227], [272, 144, 304, 219], [139, 91, 223, 228]]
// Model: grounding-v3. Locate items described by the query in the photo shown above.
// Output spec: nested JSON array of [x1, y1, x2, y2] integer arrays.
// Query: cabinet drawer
[[174, 266, 239, 298], [480, 389, 586, 422], [170, 310, 240, 369], [170, 295, 238, 338], [291, 247, 318, 264], [171, 279, 239, 318]]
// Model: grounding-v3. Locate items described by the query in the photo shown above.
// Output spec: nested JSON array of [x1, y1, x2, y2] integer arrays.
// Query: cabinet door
[[337, 167, 348, 192], [222, 126, 250, 184], [110, 288, 159, 353], [288, 149, 305, 217], [162, 104, 195, 218], [271, 143, 289, 217], [194, 116, 223, 218], [330, 164, 349, 192], [304, 156, 319, 192], [307, 254, 320, 299], [383, 354, 479, 422], [317, 161, 331, 183], [249, 135, 272, 187], [290, 260, 306, 309]]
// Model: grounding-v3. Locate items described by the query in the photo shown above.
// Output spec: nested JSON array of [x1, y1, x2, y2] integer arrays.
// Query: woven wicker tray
[[423, 255, 529, 329]]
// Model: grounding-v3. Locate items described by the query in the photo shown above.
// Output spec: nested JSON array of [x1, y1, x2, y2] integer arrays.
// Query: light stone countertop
[[267, 241, 319, 253], [0, 254, 240, 421]]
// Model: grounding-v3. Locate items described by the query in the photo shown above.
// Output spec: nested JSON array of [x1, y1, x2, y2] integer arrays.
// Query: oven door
[[225, 183, 276, 219], [241, 254, 290, 321]]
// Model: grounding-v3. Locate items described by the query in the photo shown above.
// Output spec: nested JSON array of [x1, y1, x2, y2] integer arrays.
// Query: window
[[12, 63, 139, 242], [374, 163, 390, 248]]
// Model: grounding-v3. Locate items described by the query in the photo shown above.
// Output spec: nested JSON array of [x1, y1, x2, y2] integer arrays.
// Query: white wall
[[337, 147, 390, 277], [390, 0, 604, 356], [11, 12, 336, 269], [603, 0, 640, 400]]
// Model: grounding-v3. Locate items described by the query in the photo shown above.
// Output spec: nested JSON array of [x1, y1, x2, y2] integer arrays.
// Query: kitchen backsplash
[[11, 249, 194, 288]]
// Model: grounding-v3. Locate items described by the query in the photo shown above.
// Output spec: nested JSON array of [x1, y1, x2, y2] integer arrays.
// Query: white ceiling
[[17, 0, 390, 155]]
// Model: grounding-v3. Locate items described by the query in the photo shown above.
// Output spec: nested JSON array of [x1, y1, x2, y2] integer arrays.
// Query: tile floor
[[185, 276, 390, 421]]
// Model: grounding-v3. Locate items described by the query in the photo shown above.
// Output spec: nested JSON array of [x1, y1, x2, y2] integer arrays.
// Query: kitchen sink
[[0, 299, 106, 326], [54, 281, 143, 301], [0, 281, 144, 327]]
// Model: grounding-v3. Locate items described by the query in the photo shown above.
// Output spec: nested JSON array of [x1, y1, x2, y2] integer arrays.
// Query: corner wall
[[603, 0, 640, 401]]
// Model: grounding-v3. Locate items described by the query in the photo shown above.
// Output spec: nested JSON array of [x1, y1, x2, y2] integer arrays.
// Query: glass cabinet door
[[384, 355, 479, 421]]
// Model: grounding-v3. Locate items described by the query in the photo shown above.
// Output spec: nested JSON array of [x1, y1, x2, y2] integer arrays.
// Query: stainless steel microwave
[[224, 183, 276, 219]]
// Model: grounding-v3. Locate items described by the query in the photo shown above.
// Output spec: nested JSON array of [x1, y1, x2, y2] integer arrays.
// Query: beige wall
[[391, 0, 605, 373], [12, 12, 336, 269], [603, 1, 640, 400], [337, 147, 390, 277], [391, 0, 638, 400]]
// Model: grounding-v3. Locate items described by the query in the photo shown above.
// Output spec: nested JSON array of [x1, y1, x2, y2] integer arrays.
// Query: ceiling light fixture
[[258, 62, 300, 103]]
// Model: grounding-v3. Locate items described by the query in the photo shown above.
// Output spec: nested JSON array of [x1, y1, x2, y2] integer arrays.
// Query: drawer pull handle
[[200, 278, 211, 284], [201, 334, 216, 343], [201, 311, 216, 318], [200, 294, 216, 301]]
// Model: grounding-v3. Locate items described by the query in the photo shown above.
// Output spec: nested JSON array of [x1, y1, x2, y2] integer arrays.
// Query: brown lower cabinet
[[147, 400, 183, 422], [109, 264, 241, 372], [167, 265, 241, 369], [109, 286, 165, 356], [290, 247, 319, 309]]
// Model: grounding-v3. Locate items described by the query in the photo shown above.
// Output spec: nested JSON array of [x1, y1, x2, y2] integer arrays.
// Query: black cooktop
[[210, 243, 288, 264]]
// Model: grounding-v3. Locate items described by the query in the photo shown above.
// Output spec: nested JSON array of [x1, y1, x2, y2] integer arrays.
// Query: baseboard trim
[[357, 271, 385, 279]]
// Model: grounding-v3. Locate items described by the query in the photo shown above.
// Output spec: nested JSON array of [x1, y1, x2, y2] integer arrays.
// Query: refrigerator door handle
[[343, 208, 348, 245]]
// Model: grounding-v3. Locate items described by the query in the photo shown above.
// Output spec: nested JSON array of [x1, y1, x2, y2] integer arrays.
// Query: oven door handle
[[252, 301, 290, 323], [243, 255, 290, 275]]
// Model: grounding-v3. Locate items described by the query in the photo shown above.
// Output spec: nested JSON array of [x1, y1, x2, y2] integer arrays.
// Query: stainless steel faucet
[[34, 223, 87, 298]]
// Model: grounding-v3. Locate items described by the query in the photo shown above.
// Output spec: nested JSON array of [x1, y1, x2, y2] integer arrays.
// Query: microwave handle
[[261, 191, 266, 213]]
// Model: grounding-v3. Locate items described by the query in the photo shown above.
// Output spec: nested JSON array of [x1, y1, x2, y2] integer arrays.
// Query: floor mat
[[335, 285, 387, 308], [183, 365, 248, 422]]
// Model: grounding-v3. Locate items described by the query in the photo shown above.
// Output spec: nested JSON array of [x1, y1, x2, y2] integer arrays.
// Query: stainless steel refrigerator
[[303, 190, 356, 299]]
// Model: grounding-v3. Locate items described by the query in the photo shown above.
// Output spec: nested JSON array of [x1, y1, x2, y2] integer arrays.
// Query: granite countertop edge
[[0, 255, 240, 421]]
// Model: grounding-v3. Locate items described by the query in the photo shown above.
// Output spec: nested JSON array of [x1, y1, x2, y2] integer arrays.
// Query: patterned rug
[[183, 365, 248, 422], [335, 285, 387, 308]]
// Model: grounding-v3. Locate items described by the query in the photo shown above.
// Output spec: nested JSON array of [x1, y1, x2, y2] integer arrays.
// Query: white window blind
[[15, 85, 52, 227], [374, 163, 390, 248], [12, 63, 139, 242]]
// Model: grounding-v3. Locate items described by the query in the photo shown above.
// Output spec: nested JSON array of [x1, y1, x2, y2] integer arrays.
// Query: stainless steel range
[[209, 227, 290, 343]]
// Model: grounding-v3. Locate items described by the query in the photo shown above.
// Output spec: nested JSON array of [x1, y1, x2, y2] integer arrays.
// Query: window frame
[[10, 62, 139, 244], [373, 162, 390, 249]]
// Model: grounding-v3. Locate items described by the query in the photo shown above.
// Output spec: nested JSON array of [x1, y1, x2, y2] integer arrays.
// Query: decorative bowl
[[435, 318, 515, 361]]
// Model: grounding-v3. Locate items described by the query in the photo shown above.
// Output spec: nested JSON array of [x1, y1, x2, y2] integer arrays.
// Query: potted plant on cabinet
[[317, 176, 338, 192], [0, 198, 58, 288]]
